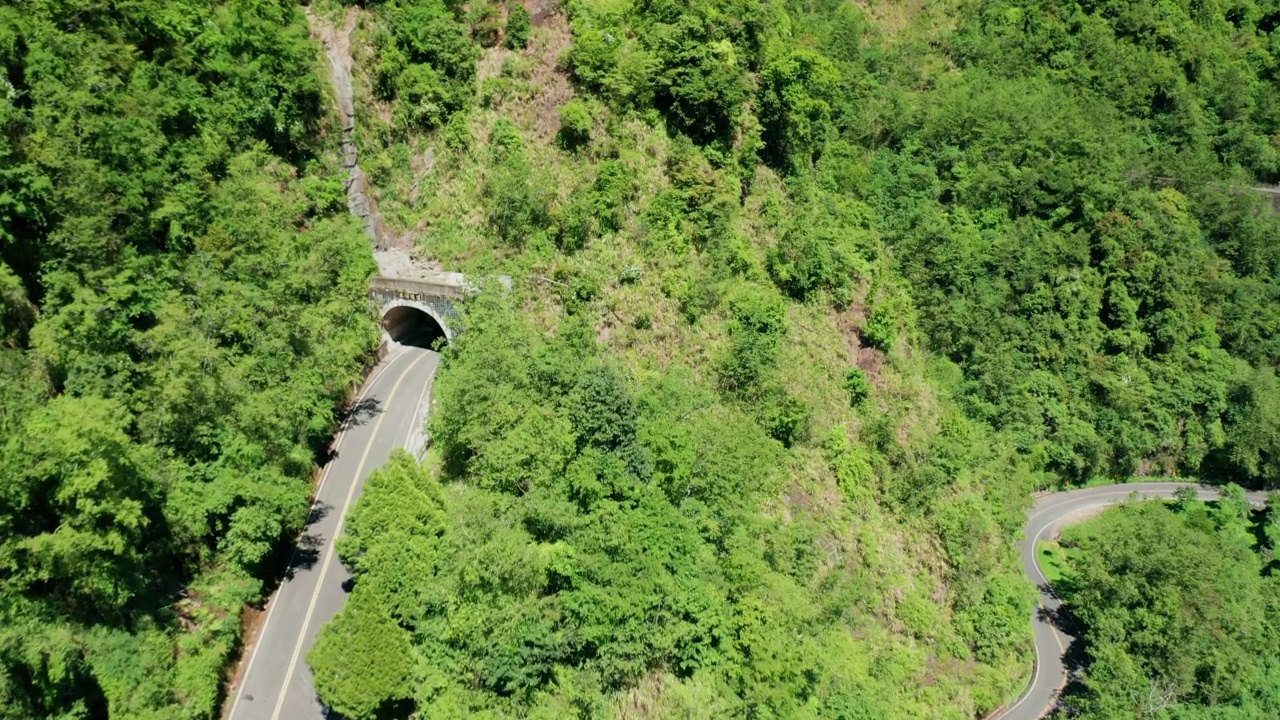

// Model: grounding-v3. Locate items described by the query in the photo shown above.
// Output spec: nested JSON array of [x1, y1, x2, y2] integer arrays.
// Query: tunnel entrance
[[382, 305, 448, 349]]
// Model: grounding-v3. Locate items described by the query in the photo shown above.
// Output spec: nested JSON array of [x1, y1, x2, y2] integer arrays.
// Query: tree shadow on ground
[[1036, 590, 1092, 716], [321, 696, 413, 720], [339, 396, 383, 431], [282, 502, 333, 580]]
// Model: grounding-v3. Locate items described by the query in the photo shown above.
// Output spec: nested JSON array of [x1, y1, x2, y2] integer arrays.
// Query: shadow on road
[[340, 396, 383, 430], [321, 696, 413, 720], [283, 502, 333, 580], [1035, 591, 1091, 717], [314, 397, 384, 467]]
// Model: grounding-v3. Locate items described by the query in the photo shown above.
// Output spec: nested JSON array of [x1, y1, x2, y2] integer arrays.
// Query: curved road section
[[227, 343, 439, 720], [994, 483, 1271, 720]]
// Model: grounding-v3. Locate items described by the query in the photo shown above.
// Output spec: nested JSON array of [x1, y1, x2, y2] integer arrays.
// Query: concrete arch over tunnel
[[381, 301, 452, 348]]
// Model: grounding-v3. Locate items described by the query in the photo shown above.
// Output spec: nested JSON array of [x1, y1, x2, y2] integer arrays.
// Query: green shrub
[[555, 185, 596, 252], [504, 3, 532, 50], [558, 99, 593, 150], [760, 387, 810, 448], [470, 1, 502, 47], [844, 368, 871, 406], [862, 303, 897, 351], [393, 64, 456, 130], [485, 120, 550, 245], [720, 288, 787, 394]]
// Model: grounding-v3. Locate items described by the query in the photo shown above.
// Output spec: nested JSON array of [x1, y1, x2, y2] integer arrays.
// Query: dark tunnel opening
[[382, 305, 447, 349]]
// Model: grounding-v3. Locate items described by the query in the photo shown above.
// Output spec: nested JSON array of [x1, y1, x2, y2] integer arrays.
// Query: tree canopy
[[3, 0, 1279, 717], [0, 1, 377, 716]]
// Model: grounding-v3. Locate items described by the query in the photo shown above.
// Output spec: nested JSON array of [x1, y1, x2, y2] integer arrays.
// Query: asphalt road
[[226, 343, 439, 720], [993, 482, 1272, 720]]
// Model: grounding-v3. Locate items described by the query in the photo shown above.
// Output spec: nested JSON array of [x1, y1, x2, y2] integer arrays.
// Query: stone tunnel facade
[[368, 274, 466, 345]]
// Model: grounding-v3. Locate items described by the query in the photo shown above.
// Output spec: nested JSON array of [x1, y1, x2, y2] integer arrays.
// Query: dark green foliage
[[504, 2, 532, 50], [863, 8, 1280, 481], [1219, 366, 1280, 487], [323, 294, 976, 715], [759, 48, 839, 171], [0, 2, 379, 716], [651, 13, 751, 146], [485, 119, 551, 245], [376, 0, 479, 130], [844, 368, 870, 406], [554, 159, 635, 251], [766, 187, 871, 303], [2, 396, 159, 622], [759, 386, 810, 447], [563, 0, 765, 148], [719, 287, 787, 394]]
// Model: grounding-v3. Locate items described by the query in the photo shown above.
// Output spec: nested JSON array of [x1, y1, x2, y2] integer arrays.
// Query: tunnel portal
[[382, 304, 448, 349]]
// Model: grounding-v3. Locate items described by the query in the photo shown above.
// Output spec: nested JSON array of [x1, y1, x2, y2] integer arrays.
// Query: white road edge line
[[225, 346, 407, 720], [269, 351, 429, 720], [403, 357, 439, 450]]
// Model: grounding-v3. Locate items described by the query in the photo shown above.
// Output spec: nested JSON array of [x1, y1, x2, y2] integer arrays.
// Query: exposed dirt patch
[[528, 0, 557, 27], [835, 303, 885, 382], [476, 8, 576, 143], [851, 0, 937, 37]]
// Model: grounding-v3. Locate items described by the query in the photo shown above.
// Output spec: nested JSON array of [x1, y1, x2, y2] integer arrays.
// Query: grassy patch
[[1036, 540, 1072, 585]]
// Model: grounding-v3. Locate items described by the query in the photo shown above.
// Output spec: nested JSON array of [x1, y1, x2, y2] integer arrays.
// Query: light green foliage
[[558, 99, 594, 150], [9, 0, 1279, 715], [766, 186, 872, 303], [719, 285, 787, 393], [1057, 500, 1280, 717], [309, 594, 415, 720], [310, 452, 440, 719], [1, 396, 157, 621]]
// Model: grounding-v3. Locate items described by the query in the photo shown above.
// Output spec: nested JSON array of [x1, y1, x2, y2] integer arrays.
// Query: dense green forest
[[0, 1, 377, 717], [308, 0, 1280, 717], [1047, 493, 1280, 718], [3, 0, 1280, 718]]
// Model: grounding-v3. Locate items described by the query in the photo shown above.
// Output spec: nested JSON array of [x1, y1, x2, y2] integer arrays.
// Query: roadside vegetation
[[0, 1, 378, 717], [1050, 492, 1280, 719]]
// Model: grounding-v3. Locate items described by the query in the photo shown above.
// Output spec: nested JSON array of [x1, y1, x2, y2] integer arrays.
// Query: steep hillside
[[310, 0, 1280, 717]]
